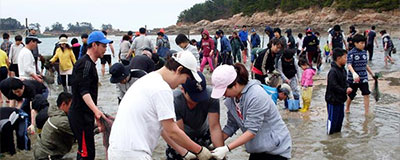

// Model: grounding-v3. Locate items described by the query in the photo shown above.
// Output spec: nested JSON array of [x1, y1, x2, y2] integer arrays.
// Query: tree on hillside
[[66, 22, 94, 33], [0, 17, 25, 30], [51, 22, 64, 31], [178, 0, 234, 23], [178, 0, 399, 23], [101, 24, 113, 31]]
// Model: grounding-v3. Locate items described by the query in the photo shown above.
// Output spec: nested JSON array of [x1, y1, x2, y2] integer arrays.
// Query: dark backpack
[[330, 31, 344, 49], [156, 38, 170, 58], [383, 35, 393, 48]]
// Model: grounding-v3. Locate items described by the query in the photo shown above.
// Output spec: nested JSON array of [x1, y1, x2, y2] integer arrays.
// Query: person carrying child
[[298, 58, 316, 112]]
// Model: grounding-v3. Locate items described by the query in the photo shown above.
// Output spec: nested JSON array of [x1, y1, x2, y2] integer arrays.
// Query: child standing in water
[[298, 58, 316, 112], [345, 34, 375, 115], [324, 41, 331, 63], [325, 48, 352, 134]]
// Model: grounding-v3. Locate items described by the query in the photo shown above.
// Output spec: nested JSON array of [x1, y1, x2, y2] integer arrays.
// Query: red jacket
[[201, 30, 215, 57]]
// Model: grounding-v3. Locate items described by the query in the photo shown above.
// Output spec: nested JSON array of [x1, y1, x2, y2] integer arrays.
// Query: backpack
[[383, 35, 393, 48], [156, 38, 170, 58]]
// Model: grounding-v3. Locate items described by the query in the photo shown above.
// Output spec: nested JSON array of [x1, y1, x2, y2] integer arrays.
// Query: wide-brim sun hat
[[58, 37, 68, 44]]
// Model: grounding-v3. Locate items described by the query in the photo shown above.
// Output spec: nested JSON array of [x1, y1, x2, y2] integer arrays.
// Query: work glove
[[196, 146, 212, 160], [211, 145, 230, 160], [183, 151, 196, 160]]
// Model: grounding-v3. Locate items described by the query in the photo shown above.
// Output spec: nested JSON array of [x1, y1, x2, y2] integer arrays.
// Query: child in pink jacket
[[298, 58, 316, 112]]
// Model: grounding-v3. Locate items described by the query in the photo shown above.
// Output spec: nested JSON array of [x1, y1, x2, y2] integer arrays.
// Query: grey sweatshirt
[[223, 80, 292, 158]]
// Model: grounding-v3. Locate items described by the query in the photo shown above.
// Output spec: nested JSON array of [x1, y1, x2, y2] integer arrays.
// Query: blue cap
[[251, 28, 256, 32], [88, 31, 113, 44], [182, 71, 208, 102]]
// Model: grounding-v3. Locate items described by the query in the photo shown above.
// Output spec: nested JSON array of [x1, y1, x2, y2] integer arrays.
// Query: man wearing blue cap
[[163, 71, 224, 160], [68, 31, 112, 160]]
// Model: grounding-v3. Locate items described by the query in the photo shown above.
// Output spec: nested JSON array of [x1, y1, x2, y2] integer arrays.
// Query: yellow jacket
[[50, 48, 76, 71], [0, 49, 9, 68]]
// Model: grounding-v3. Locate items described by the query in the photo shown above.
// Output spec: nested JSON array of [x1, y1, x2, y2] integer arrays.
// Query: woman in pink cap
[[210, 63, 292, 160]]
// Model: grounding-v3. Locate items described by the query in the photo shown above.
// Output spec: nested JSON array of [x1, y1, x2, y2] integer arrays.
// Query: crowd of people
[[0, 23, 397, 160]]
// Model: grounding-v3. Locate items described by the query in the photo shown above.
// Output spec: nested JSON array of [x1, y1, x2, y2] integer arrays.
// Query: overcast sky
[[0, 0, 205, 31]]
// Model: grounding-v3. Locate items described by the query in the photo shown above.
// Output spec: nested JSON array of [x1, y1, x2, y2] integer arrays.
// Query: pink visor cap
[[211, 65, 237, 98]]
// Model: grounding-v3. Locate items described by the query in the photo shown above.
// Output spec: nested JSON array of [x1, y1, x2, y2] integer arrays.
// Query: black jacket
[[253, 48, 275, 75], [70, 54, 98, 114], [325, 62, 348, 105]]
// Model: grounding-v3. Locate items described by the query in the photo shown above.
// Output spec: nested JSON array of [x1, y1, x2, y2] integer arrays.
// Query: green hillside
[[178, 0, 399, 23]]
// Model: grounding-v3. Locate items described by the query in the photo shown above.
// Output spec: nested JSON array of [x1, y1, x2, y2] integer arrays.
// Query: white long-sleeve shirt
[[17, 47, 36, 79], [9, 43, 24, 64]]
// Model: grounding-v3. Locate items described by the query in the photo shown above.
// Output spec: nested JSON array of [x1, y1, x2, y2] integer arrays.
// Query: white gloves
[[211, 145, 230, 160], [196, 146, 212, 160], [183, 151, 196, 160]]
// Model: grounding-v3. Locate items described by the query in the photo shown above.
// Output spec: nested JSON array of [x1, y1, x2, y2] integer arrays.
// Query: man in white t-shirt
[[128, 27, 154, 57], [108, 51, 212, 160], [17, 35, 42, 82]]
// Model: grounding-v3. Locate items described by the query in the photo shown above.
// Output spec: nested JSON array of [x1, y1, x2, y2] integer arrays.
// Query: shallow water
[[1, 36, 400, 160]]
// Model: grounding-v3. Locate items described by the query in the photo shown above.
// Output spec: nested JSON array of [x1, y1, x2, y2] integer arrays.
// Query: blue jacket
[[220, 36, 232, 54], [223, 80, 292, 158], [261, 84, 278, 104], [251, 34, 261, 48], [239, 30, 248, 42]]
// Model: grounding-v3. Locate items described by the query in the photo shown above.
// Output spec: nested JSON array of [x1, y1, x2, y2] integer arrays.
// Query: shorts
[[348, 83, 370, 100], [9, 64, 19, 76], [242, 41, 248, 49], [384, 47, 393, 57], [101, 55, 112, 64]]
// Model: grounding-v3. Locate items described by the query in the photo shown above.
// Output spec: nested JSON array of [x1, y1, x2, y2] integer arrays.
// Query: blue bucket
[[288, 99, 300, 111]]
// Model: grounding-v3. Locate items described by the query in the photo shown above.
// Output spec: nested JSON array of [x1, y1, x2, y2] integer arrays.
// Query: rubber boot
[[299, 104, 309, 113]]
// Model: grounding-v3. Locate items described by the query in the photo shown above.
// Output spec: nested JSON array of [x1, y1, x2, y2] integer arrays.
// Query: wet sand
[[2, 47, 400, 160]]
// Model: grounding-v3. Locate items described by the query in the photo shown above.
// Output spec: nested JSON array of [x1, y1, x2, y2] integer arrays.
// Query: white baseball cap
[[172, 51, 202, 82]]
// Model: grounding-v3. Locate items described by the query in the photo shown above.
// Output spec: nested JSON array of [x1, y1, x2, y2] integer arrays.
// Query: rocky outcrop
[[164, 7, 400, 36]]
